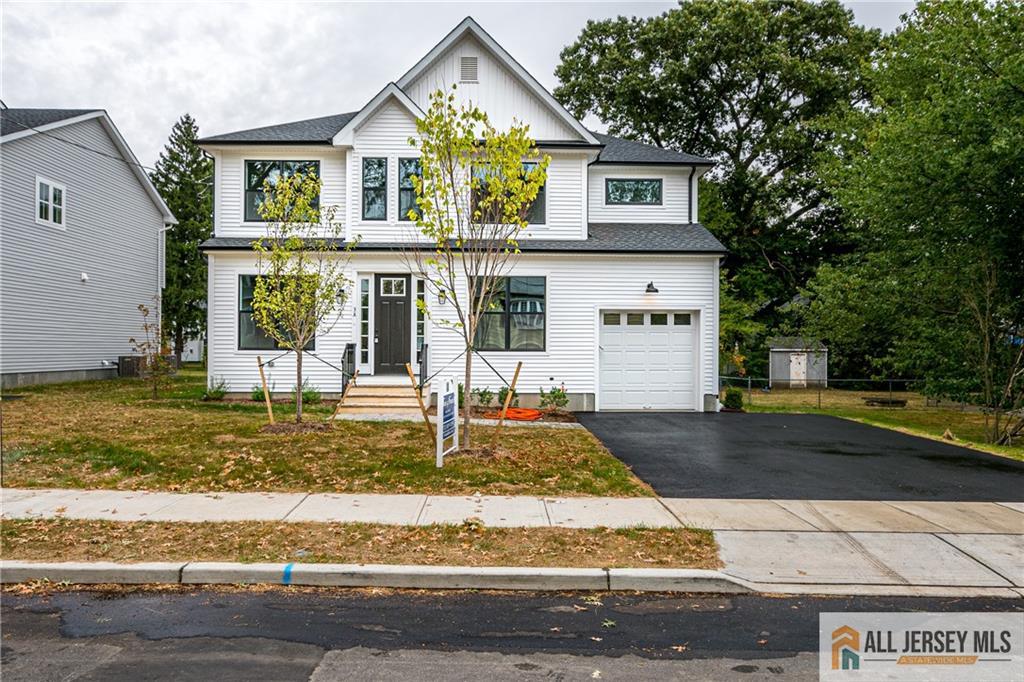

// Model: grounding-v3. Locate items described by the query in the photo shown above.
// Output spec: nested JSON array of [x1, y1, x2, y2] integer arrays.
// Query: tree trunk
[[463, 348, 473, 448], [174, 326, 185, 366], [295, 350, 303, 423]]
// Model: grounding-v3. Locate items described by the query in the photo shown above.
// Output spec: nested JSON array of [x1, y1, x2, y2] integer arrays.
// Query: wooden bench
[[863, 397, 907, 407]]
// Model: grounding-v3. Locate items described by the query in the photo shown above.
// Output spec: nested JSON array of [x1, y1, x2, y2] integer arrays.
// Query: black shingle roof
[[196, 111, 712, 166], [200, 222, 725, 254], [1, 108, 101, 137], [197, 112, 358, 145], [591, 132, 712, 166]]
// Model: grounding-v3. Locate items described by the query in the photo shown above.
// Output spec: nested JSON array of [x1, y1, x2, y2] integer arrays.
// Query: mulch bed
[[426, 405, 577, 423]]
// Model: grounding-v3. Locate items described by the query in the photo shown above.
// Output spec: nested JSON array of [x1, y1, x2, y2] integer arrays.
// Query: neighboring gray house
[[768, 337, 828, 389], [1, 108, 176, 388]]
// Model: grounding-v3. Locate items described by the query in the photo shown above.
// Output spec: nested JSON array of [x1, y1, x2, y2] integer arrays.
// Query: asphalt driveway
[[576, 412, 1024, 501]]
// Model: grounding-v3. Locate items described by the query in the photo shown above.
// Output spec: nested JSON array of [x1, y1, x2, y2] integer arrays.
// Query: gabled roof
[[768, 337, 827, 351], [332, 84, 424, 146], [200, 222, 726, 255], [592, 133, 713, 166], [0, 108, 101, 137], [396, 17, 599, 145], [198, 111, 358, 145], [1, 108, 176, 223]]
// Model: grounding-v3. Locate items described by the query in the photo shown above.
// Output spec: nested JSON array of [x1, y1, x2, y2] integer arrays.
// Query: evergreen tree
[[150, 114, 213, 362]]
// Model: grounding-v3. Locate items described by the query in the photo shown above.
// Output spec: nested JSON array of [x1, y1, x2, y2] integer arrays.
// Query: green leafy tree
[[554, 0, 879, 323], [150, 114, 213, 362], [251, 172, 353, 423], [809, 0, 1024, 443], [403, 88, 549, 447]]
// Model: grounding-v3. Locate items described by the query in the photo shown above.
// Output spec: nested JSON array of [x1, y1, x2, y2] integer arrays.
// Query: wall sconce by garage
[[645, 281, 659, 294], [81, 272, 89, 283]]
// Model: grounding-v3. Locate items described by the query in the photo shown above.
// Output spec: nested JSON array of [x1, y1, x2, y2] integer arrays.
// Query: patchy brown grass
[[0, 518, 720, 569], [0, 367, 650, 496]]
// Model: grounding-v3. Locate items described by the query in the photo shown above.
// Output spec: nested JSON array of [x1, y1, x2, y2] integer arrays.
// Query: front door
[[374, 274, 411, 374]]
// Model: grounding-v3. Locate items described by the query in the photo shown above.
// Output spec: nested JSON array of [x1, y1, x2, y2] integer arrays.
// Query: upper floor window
[[474, 276, 546, 351], [362, 157, 387, 221], [605, 178, 662, 205], [398, 158, 421, 222], [244, 160, 320, 222], [471, 162, 546, 225], [36, 176, 65, 228]]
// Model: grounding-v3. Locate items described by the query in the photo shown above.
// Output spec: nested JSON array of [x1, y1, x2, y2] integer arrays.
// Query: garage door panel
[[600, 310, 697, 411]]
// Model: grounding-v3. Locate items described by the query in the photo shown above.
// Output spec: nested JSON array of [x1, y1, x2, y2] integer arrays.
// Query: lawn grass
[[742, 388, 1024, 461], [0, 518, 719, 569], [0, 367, 651, 496]]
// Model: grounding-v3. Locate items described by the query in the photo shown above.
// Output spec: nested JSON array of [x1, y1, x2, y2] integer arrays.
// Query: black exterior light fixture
[[645, 281, 659, 294]]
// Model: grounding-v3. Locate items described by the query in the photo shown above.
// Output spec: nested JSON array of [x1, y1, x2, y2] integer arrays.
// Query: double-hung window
[[471, 163, 546, 225], [36, 176, 66, 227], [398, 158, 421, 221], [244, 160, 320, 222], [238, 275, 315, 350], [474, 276, 546, 351], [605, 178, 662, 205], [362, 157, 387, 221]]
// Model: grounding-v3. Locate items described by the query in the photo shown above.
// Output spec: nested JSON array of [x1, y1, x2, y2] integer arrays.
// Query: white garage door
[[599, 311, 696, 410]]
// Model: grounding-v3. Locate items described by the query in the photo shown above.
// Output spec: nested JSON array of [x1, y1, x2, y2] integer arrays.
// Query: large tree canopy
[[150, 114, 213, 360], [554, 0, 879, 323], [803, 0, 1024, 442]]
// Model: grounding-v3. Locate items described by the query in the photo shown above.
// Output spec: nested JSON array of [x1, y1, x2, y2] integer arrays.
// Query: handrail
[[418, 343, 429, 391], [341, 343, 357, 393]]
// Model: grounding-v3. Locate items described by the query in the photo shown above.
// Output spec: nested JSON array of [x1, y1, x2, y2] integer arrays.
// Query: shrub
[[471, 386, 495, 408], [539, 385, 569, 412], [497, 386, 520, 408], [251, 381, 275, 402], [723, 387, 743, 410], [291, 379, 321, 406], [203, 376, 228, 401]]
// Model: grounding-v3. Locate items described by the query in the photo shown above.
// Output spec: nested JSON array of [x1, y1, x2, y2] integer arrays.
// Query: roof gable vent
[[460, 56, 478, 83]]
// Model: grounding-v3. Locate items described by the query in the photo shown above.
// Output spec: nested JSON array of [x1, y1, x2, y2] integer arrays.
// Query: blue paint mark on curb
[[282, 563, 294, 585]]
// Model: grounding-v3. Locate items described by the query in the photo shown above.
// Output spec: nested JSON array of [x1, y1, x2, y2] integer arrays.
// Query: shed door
[[599, 311, 696, 410], [789, 352, 807, 388]]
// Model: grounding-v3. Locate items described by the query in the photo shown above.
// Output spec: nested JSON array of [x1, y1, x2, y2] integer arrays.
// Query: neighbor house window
[[471, 163, 546, 225], [238, 275, 314, 350], [605, 178, 662, 205], [36, 176, 66, 227], [474, 276, 545, 351], [398, 158, 421, 221], [362, 157, 387, 221], [244, 160, 320, 222]]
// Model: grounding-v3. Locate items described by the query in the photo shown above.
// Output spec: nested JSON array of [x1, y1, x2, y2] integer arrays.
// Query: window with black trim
[[362, 157, 387, 220], [244, 161, 320, 222], [238, 275, 315, 350], [605, 178, 662, 205], [474, 276, 545, 351], [398, 158, 421, 221], [471, 163, 545, 225]]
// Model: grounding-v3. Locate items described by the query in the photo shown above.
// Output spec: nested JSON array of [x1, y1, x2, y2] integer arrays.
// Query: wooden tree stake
[[406, 362, 435, 441], [494, 361, 523, 441], [330, 368, 359, 421], [257, 355, 274, 425]]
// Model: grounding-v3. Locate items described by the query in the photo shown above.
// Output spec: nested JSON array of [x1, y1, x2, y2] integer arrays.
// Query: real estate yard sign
[[436, 377, 459, 467]]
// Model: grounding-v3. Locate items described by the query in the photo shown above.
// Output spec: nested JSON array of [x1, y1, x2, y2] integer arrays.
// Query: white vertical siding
[[0, 118, 164, 376], [404, 35, 579, 141], [213, 146, 346, 238], [207, 251, 719, 408], [588, 165, 693, 224]]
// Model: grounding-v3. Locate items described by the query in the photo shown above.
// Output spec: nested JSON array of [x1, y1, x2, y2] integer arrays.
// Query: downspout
[[687, 165, 696, 224]]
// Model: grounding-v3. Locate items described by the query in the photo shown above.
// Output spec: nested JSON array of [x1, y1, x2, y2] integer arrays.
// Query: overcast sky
[[2, 1, 914, 167]]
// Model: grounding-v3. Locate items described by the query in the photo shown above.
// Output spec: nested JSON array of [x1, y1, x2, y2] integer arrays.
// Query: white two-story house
[[198, 17, 724, 411]]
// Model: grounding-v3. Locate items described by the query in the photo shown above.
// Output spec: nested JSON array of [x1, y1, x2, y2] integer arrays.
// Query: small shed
[[768, 337, 827, 389]]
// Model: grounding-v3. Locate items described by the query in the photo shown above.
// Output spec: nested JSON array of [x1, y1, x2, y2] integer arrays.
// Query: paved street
[[2, 589, 1021, 681], [577, 412, 1024, 500]]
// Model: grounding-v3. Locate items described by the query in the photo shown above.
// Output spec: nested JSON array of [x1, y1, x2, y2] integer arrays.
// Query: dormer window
[[460, 56, 478, 83]]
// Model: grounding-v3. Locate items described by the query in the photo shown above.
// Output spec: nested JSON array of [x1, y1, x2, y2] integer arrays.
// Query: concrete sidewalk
[[2, 488, 1021, 532]]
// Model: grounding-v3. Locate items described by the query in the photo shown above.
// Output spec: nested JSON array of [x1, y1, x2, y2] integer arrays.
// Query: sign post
[[436, 377, 459, 467]]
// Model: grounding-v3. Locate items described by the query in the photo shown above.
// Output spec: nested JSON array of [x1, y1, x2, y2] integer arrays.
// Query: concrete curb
[[1, 560, 746, 593]]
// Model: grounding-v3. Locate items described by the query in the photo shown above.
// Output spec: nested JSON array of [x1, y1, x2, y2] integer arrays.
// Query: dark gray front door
[[374, 274, 411, 374]]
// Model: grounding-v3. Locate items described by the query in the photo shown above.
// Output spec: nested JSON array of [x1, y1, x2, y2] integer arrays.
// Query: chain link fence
[[718, 376, 932, 410]]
